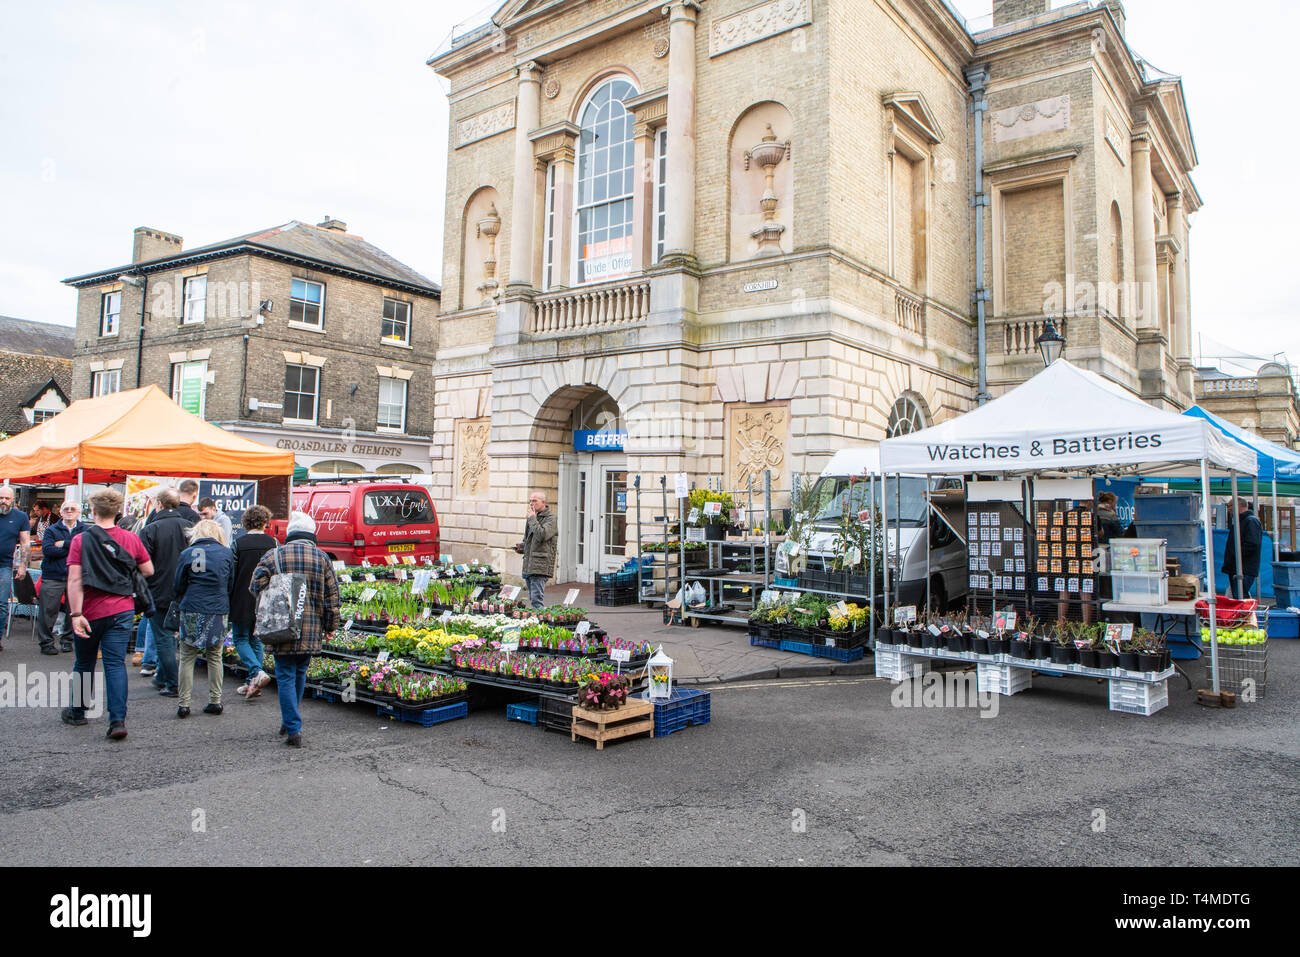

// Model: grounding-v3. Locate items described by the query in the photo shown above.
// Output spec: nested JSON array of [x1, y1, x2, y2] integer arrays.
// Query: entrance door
[[559, 454, 627, 583], [596, 463, 629, 574]]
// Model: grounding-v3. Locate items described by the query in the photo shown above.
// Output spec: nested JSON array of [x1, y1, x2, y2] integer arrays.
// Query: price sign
[[440, 610, 453, 623], [376, 650, 390, 663], [401, 556, 416, 565], [977, 629, 989, 639], [858, 508, 871, 524], [412, 571, 432, 595], [359, 587, 377, 602], [687, 508, 700, 525], [674, 472, 689, 498], [1004, 611, 1017, 630], [420, 607, 431, 620], [610, 648, 631, 663], [361, 559, 371, 568], [831, 600, 849, 618], [500, 628, 521, 654], [759, 589, 776, 604], [786, 591, 802, 603], [364, 573, 376, 583], [894, 605, 918, 625], [575, 621, 591, 636], [704, 501, 722, 517], [928, 624, 942, 636], [340, 574, 353, 584], [826, 637, 836, 647], [502, 585, 521, 601], [563, 588, 580, 606], [788, 542, 801, 557], [470, 587, 484, 600], [456, 564, 469, 575], [384, 555, 398, 566], [441, 555, 453, 564], [422, 557, 434, 566], [331, 561, 345, 572]]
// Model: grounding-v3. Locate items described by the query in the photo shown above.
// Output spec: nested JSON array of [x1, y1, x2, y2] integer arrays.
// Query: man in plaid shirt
[[250, 512, 340, 748]]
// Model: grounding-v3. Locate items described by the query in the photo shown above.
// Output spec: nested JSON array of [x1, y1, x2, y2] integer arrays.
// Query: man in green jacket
[[520, 491, 557, 608]]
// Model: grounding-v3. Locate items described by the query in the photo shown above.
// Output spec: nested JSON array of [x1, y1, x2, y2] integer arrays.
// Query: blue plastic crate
[[773, 577, 799, 588], [376, 700, 468, 727], [1268, 609, 1299, 638], [1166, 546, 1206, 579], [1272, 562, 1300, 590], [506, 701, 539, 725], [749, 635, 782, 649], [779, 639, 817, 657], [1134, 493, 1200, 523], [810, 643, 865, 663], [639, 688, 711, 737], [1132, 521, 1203, 549], [1273, 585, 1300, 609]]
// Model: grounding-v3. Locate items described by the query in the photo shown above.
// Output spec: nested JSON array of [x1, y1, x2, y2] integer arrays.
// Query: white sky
[[1, 0, 1294, 377]]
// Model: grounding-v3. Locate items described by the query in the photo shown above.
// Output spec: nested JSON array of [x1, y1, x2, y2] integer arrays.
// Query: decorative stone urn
[[476, 203, 502, 303], [745, 124, 789, 256]]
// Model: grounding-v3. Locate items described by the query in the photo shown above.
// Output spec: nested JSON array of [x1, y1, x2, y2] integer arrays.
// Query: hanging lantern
[[647, 646, 674, 700]]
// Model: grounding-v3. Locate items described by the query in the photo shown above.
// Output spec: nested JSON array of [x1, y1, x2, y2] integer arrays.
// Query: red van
[[270, 481, 440, 565]]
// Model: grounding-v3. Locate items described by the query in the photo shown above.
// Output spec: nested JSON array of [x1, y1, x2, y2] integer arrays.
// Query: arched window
[[887, 393, 930, 437], [574, 77, 638, 285]]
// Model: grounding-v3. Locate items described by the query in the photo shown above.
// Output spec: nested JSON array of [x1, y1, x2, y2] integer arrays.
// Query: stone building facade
[[65, 222, 441, 477], [1195, 364, 1300, 450], [427, 0, 1203, 581]]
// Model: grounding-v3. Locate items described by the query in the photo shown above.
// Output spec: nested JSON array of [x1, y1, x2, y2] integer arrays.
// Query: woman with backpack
[[230, 505, 276, 699], [172, 519, 234, 719]]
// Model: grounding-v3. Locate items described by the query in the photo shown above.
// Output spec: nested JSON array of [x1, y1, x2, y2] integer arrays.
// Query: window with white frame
[[91, 369, 121, 397], [283, 364, 319, 425], [381, 297, 410, 345], [377, 376, 407, 432], [290, 278, 324, 328], [654, 127, 668, 264], [542, 162, 557, 290], [182, 276, 207, 325], [100, 292, 121, 337], [31, 409, 58, 425], [170, 360, 207, 417], [574, 77, 638, 285]]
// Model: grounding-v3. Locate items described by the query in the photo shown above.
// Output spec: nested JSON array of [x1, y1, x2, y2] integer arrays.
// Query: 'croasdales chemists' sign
[[273, 438, 406, 458]]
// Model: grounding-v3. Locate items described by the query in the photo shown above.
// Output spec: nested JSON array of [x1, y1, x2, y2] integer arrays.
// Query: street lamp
[[1035, 319, 1065, 367]]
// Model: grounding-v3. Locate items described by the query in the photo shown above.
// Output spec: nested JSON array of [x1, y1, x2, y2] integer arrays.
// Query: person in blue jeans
[[228, 505, 276, 699], [249, 512, 340, 747], [63, 489, 154, 739], [138, 488, 194, 697], [136, 616, 157, 675]]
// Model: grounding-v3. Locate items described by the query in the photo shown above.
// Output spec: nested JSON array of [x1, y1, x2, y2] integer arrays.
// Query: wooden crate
[[570, 698, 655, 750]]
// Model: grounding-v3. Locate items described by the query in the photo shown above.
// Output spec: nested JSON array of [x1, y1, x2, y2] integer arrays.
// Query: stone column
[[1131, 135, 1158, 330], [660, 1, 700, 267], [550, 146, 576, 288], [1168, 193, 1190, 360], [632, 122, 657, 271], [507, 62, 543, 291]]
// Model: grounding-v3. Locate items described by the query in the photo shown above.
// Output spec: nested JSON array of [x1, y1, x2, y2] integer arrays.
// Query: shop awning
[[1181, 405, 1300, 482], [0, 385, 296, 485], [878, 360, 1256, 478]]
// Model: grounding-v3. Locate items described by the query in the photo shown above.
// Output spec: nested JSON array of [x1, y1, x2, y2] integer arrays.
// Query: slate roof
[[0, 353, 71, 436], [0, 316, 75, 358], [63, 222, 440, 297]]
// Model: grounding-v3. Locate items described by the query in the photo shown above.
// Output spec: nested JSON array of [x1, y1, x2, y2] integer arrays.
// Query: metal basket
[[1197, 600, 1268, 698]]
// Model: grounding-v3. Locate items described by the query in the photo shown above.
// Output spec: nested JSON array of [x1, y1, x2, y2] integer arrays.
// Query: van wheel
[[927, 577, 947, 614]]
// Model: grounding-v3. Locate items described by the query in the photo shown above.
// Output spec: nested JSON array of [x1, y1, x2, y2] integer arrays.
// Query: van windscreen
[[362, 490, 434, 526]]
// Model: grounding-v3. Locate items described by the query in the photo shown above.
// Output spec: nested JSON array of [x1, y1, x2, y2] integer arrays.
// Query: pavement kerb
[[677, 657, 878, 686]]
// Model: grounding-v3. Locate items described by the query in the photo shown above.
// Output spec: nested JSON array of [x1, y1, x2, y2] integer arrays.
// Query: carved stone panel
[[709, 0, 812, 58], [456, 101, 516, 149], [725, 401, 789, 492], [455, 417, 491, 498], [992, 95, 1070, 143]]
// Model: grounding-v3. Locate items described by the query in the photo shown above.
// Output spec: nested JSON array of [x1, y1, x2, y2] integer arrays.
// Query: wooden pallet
[[571, 698, 655, 750]]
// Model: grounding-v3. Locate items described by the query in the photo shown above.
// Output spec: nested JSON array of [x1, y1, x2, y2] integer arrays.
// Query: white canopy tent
[[878, 360, 1258, 693]]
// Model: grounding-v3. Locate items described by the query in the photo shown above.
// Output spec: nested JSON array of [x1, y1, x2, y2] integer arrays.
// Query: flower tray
[[376, 700, 468, 727], [506, 701, 539, 725], [810, 643, 866, 663], [392, 691, 469, 712]]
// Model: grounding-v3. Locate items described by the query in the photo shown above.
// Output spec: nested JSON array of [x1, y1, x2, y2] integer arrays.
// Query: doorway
[[559, 453, 627, 583]]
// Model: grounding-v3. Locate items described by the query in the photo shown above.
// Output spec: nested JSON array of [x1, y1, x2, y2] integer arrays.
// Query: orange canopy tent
[[0, 385, 295, 485]]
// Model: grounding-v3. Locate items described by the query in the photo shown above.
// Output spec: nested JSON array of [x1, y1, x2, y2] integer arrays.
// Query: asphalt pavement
[[1, 637, 1297, 866]]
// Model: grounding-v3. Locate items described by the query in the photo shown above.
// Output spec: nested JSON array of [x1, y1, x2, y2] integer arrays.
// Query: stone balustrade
[[894, 288, 925, 336], [530, 278, 651, 335], [1198, 377, 1259, 395], [1001, 316, 1068, 356]]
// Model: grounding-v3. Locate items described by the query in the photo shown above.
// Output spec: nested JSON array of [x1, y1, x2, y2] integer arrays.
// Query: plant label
[[401, 556, 416, 565], [977, 629, 989, 639], [441, 555, 453, 564], [563, 588, 580, 606], [786, 591, 801, 603], [894, 605, 918, 625], [831, 600, 849, 618], [440, 610, 453, 623], [927, 624, 942, 636], [674, 473, 689, 498], [412, 571, 432, 595], [376, 651, 390, 663], [396, 569, 408, 581], [469, 586, 484, 600], [340, 574, 353, 584], [825, 637, 835, 647], [501, 639, 519, 654], [384, 555, 398, 566], [502, 585, 521, 601], [344, 619, 353, 632], [457, 564, 469, 574], [331, 561, 345, 572], [359, 587, 377, 602], [760, 590, 775, 604], [704, 501, 722, 517], [1004, 611, 1017, 630], [575, 621, 591, 636], [422, 557, 434, 566], [420, 607, 431, 619], [788, 542, 801, 557], [610, 648, 631, 663], [361, 559, 371, 568], [364, 573, 376, 583], [687, 507, 700, 525]]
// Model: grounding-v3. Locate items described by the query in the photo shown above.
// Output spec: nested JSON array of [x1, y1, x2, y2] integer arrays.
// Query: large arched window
[[574, 77, 637, 285], [887, 393, 931, 437]]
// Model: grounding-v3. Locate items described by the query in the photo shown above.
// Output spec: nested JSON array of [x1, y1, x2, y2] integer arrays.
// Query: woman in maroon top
[[64, 489, 153, 740]]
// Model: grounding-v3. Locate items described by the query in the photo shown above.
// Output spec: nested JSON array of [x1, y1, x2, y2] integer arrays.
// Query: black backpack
[[83, 525, 156, 618]]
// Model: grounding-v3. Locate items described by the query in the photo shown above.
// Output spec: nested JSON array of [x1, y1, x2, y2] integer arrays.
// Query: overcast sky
[[2, 0, 1293, 376]]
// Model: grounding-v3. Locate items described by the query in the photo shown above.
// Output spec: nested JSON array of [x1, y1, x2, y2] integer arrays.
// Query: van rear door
[[359, 487, 438, 560]]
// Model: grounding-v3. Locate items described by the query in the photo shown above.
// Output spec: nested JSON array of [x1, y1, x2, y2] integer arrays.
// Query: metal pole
[[895, 474, 902, 611], [869, 473, 876, 642], [1273, 474, 1281, 562], [678, 493, 686, 621], [1231, 473, 1243, 599], [763, 469, 771, 591], [925, 482, 932, 614], [1201, 458, 1221, 694], [77, 468, 84, 509], [881, 473, 890, 619]]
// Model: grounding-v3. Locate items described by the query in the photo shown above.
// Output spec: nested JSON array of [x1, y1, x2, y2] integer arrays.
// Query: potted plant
[[1117, 634, 1142, 673], [1051, 622, 1079, 666], [687, 488, 736, 542], [1135, 630, 1168, 672], [1077, 624, 1101, 669]]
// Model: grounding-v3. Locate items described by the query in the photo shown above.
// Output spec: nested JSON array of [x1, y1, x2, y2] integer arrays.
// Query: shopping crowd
[[1, 481, 339, 747]]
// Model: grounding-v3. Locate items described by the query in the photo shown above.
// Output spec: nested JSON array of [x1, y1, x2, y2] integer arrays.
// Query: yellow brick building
[[427, 0, 1201, 582]]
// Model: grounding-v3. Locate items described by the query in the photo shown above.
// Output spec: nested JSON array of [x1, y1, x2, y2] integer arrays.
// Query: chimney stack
[[132, 227, 183, 263], [317, 216, 348, 232], [992, 0, 1050, 27]]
